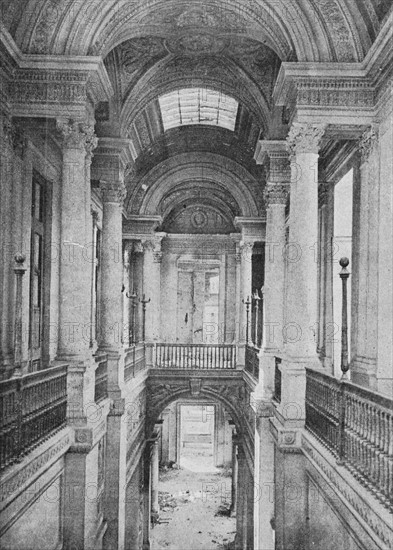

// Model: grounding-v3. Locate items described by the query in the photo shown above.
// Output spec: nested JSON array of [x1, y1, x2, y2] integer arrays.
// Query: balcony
[[0, 364, 68, 471], [305, 368, 393, 512], [154, 343, 236, 370]]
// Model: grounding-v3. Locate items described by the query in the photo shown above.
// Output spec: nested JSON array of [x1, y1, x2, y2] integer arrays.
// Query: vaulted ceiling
[[2, 0, 391, 227]]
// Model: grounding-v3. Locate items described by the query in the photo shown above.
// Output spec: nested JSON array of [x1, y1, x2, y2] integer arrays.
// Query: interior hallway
[[151, 464, 235, 550]]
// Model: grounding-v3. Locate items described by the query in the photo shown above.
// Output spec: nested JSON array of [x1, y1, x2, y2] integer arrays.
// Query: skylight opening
[[158, 88, 238, 132]]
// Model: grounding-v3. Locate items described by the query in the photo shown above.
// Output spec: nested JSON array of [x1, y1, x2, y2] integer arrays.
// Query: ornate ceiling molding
[[125, 152, 262, 218], [3, 0, 381, 63], [120, 53, 268, 134]]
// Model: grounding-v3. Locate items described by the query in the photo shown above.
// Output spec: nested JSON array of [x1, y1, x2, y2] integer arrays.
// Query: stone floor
[[150, 461, 236, 550]]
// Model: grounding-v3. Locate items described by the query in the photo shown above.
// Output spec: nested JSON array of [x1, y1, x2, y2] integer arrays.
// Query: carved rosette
[[264, 183, 289, 207], [57, 119, 98, 156], [100, 180, 127, 204], [358, 127, 378, 164], [286, 123, 326, 157]]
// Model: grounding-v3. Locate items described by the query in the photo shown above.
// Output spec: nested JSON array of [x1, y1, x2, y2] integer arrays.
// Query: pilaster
[[141, 234, 165, 344], [351, 126, 380, 389]]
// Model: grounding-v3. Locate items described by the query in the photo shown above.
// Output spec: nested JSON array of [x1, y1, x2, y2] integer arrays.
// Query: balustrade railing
[[155, 343, 236, 369], [245, 346, 259, 380], [94, 354, 108, 403], [124, 343, 146, 382], [306, 368, 393, 511], [0, 364, 67, 471]]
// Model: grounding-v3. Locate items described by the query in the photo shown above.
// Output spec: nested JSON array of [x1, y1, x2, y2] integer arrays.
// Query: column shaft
[[279, 123, 325, 421], [240, 241, 253, 344], [99, 181, 126, 352], [56, 120, 97, 360], [142, 237, 163, 342], [151, 439, 160, 517]]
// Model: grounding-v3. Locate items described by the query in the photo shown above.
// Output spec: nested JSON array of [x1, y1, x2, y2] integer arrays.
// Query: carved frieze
[[296, 78, 374, 108], [11, 70, 87, 111]]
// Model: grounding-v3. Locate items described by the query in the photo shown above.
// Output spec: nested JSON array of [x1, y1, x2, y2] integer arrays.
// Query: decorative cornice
[[99, 179, 127, 204], [56, 119, 97, 154], [286, 123, 326, 156], [264, 183, 289, 207], [0, 26, 113, 117], [358, 126, 378, 163], [234, 217, 266, 240]]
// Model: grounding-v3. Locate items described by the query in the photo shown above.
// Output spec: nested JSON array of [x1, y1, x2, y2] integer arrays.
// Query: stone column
[[151, 437, 160, 519], [254, 406, 275, 550], [58, 124, 99, 550], [235, 245, 242, 343], [279, 123, 325, 419], [98, 181, 128, 550], [269, 123, 325, 550], [142, 442, 153, 550], [230, 433, 238, 516], [240, 240, 254, 345], [258, 179, 289, 396], [56, 119, 97, 361], [234, 444, 248, 550], [99, 180, 126, 354], [142, 235, 164, 364]]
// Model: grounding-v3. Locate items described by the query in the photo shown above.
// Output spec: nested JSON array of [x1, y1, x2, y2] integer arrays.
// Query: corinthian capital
[[57, 119, 98, 154], [142, 234, 164, 256], [99, 180, 127, 204], [358, 127, 378, 163], [286, 123, 326, 156], [264, 183, 289, 207]]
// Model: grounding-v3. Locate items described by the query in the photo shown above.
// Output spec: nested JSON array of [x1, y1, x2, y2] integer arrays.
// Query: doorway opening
[[179, 405, 215, 472], [152, 402, 236, 550]]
